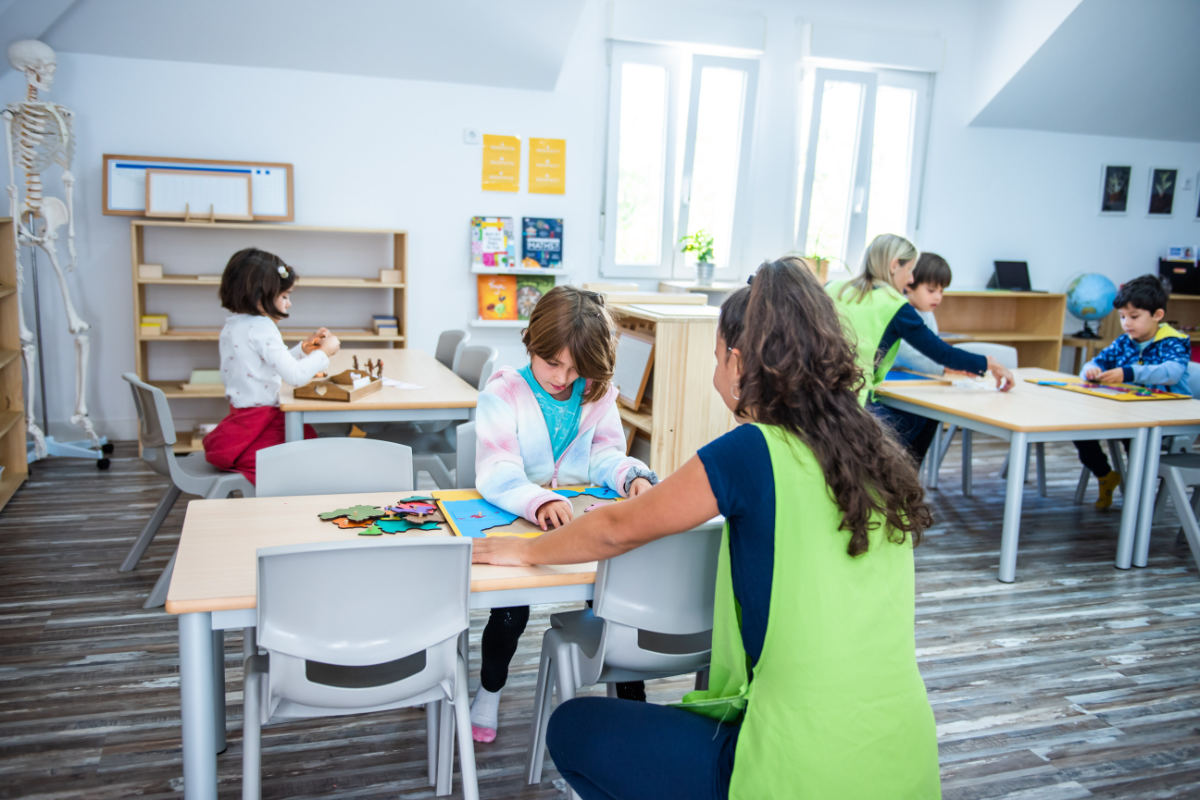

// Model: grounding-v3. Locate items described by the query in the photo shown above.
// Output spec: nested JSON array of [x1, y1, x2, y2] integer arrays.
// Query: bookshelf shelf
[[471, 266, 568, 276], [936, 291, 1066, 370], [0, 218, 27, 510], [469, 319, 528, 329], [137, 275, 404, 289]]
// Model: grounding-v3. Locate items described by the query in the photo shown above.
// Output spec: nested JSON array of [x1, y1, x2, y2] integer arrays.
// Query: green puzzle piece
[[358, 524, 384, 536], [375, 518, 443, 534], [319, 504, 386, 522]]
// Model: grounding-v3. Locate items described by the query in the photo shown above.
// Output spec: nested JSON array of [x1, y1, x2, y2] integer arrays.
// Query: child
[[470, 285, 657, 743], [203, 248, 340, 484], [473, 259, 941, 799], [1075, 274, 1191, 509]]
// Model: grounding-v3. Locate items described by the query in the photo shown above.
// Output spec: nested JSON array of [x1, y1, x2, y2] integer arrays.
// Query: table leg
[[1116, 428, 1148, 570], [998, 433, 1028, 583], [284, 411, 302, 442], [211, 629, 226, 753], [1133, 427, 1163, 568], [180, 612, 217, 800], [961, 430, 973, 498]]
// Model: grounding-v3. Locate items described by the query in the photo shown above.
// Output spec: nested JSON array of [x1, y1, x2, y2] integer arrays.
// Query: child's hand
[[1096, 367, 1125, 384], [628, 477, 653, 497], [985, 357, 1015, 392], [471, 535, 531, 566], [535, 499, 573, 531], [302, 327, 331, 354], [1084, 366, 1102, 381], [319, 332, 341, 356]]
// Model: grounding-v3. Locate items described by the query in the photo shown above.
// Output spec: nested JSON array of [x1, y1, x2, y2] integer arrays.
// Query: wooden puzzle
[[294, 361, 384, 402], [318, 496, 446, 536], [433, 486, 621, 538], [1025, 377, 1190, 401]]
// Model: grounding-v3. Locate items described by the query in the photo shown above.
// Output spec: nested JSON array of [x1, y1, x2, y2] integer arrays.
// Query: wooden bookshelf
[[0, 218, 28, 510], [936, 291, 1066, 370]]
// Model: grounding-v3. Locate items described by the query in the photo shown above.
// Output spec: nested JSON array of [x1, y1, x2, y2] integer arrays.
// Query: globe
[[1066, 273, 1118, 338]]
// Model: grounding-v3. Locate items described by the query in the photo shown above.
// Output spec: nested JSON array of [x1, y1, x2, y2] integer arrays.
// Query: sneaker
[[1095, 470, 1121, 511]]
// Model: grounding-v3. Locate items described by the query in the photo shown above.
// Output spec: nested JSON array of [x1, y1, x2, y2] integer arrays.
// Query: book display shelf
[[471, 216, 565, 328], [0, 218, 27, 510], [131, 220, 407, 451], [935, 291, 1066, 370]]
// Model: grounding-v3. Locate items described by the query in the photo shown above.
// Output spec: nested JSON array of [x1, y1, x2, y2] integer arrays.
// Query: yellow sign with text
[[528, 137, 566, 195], [481, 134, 521, 192]]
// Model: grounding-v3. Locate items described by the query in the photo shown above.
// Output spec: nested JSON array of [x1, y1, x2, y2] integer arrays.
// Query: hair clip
[[277, 265, 289, 278]]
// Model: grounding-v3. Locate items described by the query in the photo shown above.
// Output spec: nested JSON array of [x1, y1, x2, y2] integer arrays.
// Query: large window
[[602, 44, 758, 278], [795, 68, 930, 276]]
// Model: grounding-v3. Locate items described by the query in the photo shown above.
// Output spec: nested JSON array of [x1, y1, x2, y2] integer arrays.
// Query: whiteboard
[[103, 154, 293, 220], [614, 329, 655, 409], [145, 169, 252, 220]]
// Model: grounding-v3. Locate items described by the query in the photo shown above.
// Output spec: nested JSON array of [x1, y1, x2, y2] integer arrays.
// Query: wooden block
[[379, 269, 402, 284], [138, 263, 163, 279]]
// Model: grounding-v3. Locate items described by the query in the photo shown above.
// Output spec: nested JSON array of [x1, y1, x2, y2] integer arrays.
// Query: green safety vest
[[827, 279, 908, 404], [679, 424, 941, 799]]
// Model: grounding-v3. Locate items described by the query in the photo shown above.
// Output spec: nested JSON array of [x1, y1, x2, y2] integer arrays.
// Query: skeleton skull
[[8, 40, 56, 93]]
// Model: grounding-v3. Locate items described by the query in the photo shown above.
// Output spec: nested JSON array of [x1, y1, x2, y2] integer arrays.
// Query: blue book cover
[[521, 217, 563, 268]]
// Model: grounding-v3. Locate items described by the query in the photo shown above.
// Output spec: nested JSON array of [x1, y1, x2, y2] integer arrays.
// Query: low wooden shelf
[[936, 291, 1066, 370], [0, 218, 27, 510]]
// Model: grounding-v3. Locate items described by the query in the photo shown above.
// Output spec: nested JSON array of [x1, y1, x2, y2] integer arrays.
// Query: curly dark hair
[[719, 257, 932, 556]]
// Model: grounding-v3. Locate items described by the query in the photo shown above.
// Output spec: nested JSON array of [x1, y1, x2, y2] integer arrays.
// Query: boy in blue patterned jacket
[[1076, 274, 1191, 509]]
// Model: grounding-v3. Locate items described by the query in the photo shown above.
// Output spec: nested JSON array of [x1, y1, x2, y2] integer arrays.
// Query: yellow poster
[[481, 134, 521, 192], [528, 137, 566, 195]]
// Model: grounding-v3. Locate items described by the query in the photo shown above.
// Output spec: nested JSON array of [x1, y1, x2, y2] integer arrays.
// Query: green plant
[[678, 229, 714, 264]]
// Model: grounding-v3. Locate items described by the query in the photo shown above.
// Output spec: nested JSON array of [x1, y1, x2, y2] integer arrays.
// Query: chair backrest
[[455, 345, 499, 390], [435, 329, 470, 372], [455, 421, 476, 489], [255, 438, 414, 497], [1187, 362, 1200, 397], [955, 341, 1018, 370], [256, 538, 471, 712], [122, 372, 178, 477]]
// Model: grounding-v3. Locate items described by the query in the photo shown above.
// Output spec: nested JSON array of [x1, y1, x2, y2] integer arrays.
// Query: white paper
[[382, 378, 425, 390]]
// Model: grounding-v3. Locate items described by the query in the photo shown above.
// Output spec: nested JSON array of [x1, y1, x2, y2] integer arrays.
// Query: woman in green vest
[[473, 257, 942, 799], [827, 233, 1013, 406]]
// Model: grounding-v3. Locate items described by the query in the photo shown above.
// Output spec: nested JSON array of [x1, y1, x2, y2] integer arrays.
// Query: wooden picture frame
[[145, 169, 253, 221], [1099, 164, 1131, 215], [1148, 167, 1178, 216], [102, 153, 294, 221], [614, 329, 655, 409]]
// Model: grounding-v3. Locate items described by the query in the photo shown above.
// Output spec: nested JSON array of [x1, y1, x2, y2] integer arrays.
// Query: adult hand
[[628, 477, 653, 497], [471, 535, 532, 566], [986, 356, 1015, 392], [1096, 367, 1125, 384], [535, 499, 573, 531], [319, 332, 341, 356]]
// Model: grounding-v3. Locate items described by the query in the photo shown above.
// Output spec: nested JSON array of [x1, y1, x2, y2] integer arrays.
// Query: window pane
[[804, 81, 864, 260], [865, 85, 917, 242], [687, 67, 747, 268], [614, 62, 668, 266]]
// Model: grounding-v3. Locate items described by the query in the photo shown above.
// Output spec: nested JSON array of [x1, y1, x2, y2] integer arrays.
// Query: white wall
[[3, 0, 1197, 442]]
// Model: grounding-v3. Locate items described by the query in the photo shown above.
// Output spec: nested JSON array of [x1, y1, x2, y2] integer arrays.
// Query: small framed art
[[1148, 168, 1177, 215], [1100, 165, 1131, 214]]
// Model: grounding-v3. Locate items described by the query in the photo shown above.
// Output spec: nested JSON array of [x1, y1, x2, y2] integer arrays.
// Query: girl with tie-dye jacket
[[469, 286, 657, 743]]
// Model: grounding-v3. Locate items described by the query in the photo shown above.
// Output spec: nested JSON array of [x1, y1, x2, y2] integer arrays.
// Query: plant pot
[[696, 261, 714, 287]]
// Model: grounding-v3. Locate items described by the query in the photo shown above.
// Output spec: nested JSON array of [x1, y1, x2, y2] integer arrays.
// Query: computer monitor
[[988, 260, 1033, 291]]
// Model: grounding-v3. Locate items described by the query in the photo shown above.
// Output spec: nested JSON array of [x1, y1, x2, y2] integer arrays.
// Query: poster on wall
[[1148, 167, 1177, 216], [481, 134, 521, 192], [528, 137, 566, 195], [1099, 165, 1130, 214]]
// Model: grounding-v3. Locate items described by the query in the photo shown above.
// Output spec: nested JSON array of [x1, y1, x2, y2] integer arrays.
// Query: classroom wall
[[2, 0, 1196, 441]]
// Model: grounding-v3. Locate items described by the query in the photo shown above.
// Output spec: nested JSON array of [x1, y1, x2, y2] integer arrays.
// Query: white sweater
[[218, 314, 329, 408]]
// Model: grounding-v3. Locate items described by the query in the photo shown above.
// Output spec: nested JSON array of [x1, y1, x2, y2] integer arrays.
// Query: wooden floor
[[1, 439, 1198, 799]]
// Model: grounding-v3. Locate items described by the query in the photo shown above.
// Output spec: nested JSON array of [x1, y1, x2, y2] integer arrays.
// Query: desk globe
[[1066, 273, 1117, 338]]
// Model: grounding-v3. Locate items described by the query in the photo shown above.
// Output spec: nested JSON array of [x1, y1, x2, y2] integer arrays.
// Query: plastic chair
[[1147, 453, 1200, 575], [119, 373, 254, 609], [400, 345, 491, 489], [435, 329, 470, 373], [255, 437, 414, 497], [455, 421, 476, 489], [242, 538, 478, 799], [455, 345, 498, 390], [525, 518, 724, 786]]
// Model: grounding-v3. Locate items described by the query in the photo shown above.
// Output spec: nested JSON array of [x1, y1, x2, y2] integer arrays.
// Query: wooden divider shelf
[[0, 218, 28, 510], [935, 291, 1066, 370]]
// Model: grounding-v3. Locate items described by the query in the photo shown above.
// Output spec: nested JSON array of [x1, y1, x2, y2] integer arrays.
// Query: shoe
[[1095, 470, 1121, 511]]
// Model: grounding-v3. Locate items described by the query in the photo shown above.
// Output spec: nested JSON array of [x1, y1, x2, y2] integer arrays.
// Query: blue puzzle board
[[440, 487, 619, 538]]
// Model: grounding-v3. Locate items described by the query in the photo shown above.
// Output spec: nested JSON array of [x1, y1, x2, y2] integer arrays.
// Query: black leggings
[[1074, 439, 1129, 478]]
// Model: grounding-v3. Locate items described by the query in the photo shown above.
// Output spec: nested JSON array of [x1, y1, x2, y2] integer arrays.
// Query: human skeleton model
[[2, 40, 101, 459]]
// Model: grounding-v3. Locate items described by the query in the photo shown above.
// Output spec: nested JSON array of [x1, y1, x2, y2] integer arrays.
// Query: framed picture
[[1148, 167, 1177, 215], [1100, 165, 1131, 214]]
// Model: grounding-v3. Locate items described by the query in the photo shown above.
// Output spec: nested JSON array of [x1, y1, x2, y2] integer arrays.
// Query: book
[[470, 216, 517, 270], [521, 217, 563, 269], [516, 274, 556, 320], [477, 274, 518, 320]]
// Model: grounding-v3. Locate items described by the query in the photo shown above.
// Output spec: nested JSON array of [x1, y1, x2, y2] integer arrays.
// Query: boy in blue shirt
[[1076, 274, 1191, 509]]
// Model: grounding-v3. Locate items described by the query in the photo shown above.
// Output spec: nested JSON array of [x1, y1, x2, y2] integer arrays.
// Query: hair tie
[[277, 265, 289, 278]]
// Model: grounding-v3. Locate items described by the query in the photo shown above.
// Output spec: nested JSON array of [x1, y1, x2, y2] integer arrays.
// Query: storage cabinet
[[130, 220, 407, 450], [935, 291, 1066, 370], [0, 218, 28, 510]]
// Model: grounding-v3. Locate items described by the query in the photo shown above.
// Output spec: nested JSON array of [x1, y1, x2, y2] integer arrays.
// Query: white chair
[[1148, 453, 1200, 575], [455, 421, 476, 489], [242, 538, 478, 800], [401, 348, 493, 489], [525, 518, 724, 786], [455, 345, 498, 391], [255, 437, 414, 497], [119, 373, 255, 609], [435, 329, 470, 373]]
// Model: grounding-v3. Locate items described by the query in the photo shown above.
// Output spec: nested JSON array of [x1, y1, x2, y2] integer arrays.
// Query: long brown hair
[[219, 247, 296, 321], [522, 286, 616, 403], [720, 257, 932, 555]]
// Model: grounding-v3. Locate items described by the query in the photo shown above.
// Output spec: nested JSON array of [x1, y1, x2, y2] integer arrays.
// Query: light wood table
[[167, 490, 597, 800], [279, 348, 477, 441], [876, 368, 1165, 582]]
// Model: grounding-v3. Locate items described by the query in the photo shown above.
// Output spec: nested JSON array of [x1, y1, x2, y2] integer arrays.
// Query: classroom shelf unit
[[609, 302, 736, 475], [0, 218, 28, 510], [1165, 294, 1200, 342], [935, 291, 1066, 370], [130, 220, 408, 451]]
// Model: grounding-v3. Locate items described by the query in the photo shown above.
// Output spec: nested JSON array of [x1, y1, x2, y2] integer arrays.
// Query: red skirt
[[203, 405, 315, 485]]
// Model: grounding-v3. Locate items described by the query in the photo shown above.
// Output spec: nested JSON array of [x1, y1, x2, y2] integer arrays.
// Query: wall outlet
[[1184, 176, 1194, 192], [463, 128, 481, 145]]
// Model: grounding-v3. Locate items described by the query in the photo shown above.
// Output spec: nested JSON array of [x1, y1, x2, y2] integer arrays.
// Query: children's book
[[477, 274, 518, 320], [516, 274, 556, 320], [521, 217, 563, 269], [1025, 377, 1190, 401], [471, 216, 517, 270], [433, 487, 620, 538]]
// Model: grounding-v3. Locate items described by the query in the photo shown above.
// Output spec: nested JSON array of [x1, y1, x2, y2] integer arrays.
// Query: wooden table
[[279, 349, 477, 441], [167, 490, 598, 800], [876, 368, 1163, 582]]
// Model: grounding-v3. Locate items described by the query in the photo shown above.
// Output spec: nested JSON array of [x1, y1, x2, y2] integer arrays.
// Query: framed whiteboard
[[614, 329, 654, 409], [102, 154, 293, 220], [145, 169, 252, 220]]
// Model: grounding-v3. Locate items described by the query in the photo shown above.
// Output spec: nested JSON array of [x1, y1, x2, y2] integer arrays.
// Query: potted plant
[[679, 229, 715, 286]]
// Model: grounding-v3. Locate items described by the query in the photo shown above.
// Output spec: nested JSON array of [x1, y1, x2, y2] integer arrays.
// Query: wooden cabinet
[[935, 291, 1066, 370], [1165, 294, 1200, 346], [609, 302, 735, 475], [0, 218, 28, 510], [131, 220, 407, 450]]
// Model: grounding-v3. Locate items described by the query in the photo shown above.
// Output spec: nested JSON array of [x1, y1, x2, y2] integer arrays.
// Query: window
[[602, 44, 758, 278], [795, 68, 930, 276]]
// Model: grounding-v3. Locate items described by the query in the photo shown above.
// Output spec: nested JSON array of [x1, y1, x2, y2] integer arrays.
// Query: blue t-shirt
[[698, 423, 775, 667], [520, 365, 585, 461]]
